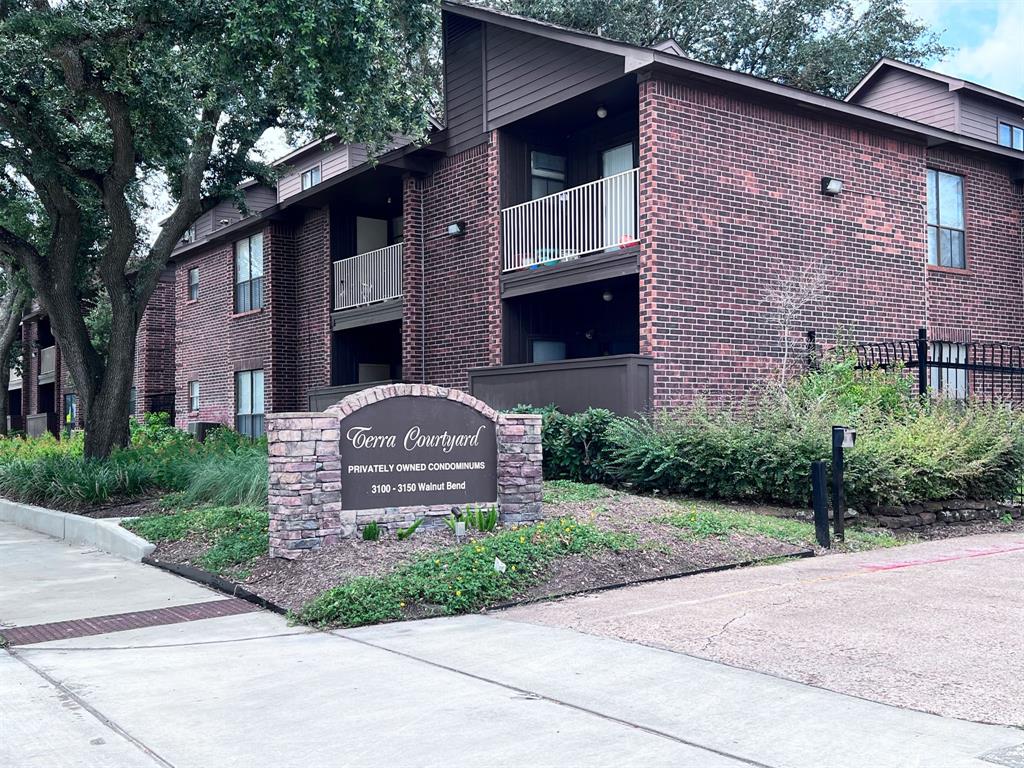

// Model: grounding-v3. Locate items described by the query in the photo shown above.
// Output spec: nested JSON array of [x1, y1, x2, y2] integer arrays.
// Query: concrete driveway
[[2, 520, 1023, 768], [506, 532, 1024, 727]]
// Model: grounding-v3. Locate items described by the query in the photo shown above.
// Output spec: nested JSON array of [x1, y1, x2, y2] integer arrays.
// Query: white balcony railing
[[501, 168, 639, 272], [332, 242, 403, 311], [39, 345, 55, 376]]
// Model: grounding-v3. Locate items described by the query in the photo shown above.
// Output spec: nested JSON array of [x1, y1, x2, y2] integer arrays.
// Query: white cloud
[[905, 0, 1024, 96]]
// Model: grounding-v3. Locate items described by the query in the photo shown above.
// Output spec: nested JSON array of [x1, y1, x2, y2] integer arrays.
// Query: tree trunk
[[0, 286, 27, 437]]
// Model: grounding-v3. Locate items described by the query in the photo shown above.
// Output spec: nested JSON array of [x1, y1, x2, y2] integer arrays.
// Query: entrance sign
[[265, 384, 542, 558], [340, 395, 498, 510]]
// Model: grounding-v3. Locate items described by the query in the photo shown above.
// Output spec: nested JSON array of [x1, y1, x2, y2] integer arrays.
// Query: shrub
[[510, 405, 615, 483]]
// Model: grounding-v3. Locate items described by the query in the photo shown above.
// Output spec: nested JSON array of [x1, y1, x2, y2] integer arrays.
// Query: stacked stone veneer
[[859, 500, 1023, 530], [266, 383, 542, 559]]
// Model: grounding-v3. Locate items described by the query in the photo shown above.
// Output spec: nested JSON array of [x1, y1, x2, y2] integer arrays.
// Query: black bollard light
[[831, 425, 856, 541]]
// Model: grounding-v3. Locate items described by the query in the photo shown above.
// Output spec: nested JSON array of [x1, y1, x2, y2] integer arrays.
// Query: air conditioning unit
[[187, 421, 221, 442]]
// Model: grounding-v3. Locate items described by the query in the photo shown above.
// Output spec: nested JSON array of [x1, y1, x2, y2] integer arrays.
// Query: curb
[[142, 556, 288, 615], [487, 548, 816, 611], [0, 497, 155, 562]]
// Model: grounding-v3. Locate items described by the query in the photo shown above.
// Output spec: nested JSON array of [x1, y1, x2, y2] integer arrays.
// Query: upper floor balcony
[[332, 242, 404, 312], [501, 168, 639, 273], [39, 345, 56, 380]]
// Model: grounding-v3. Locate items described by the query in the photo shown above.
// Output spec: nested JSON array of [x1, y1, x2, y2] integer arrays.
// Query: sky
[[903, 0, 1024, 96]]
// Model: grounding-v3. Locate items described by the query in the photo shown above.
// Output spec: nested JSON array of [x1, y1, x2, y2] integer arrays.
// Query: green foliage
[[494, 0, 948, 99], [362, 521, 381, 541], [122, 505, 268, 573], [511, 405, 615, 482], [298, 518, 637, 628], [461, 504, 499, 532], [657, 501, 900, 549], [397, 518, 423, 540], [606, 381, 1024, 510], [0, 421, 267, 509], [543, 480, 612, 504]]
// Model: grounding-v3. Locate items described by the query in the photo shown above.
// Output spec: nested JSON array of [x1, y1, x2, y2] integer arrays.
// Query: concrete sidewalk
[[3, 521, 1023, 768]]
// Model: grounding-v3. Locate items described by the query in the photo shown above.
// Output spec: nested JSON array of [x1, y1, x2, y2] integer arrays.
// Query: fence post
[[806, 330, 819, 371], [916, 327, 928, 397]]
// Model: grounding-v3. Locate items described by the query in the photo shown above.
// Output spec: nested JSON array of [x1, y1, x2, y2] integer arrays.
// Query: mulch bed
[[148, 491, 809, 613]]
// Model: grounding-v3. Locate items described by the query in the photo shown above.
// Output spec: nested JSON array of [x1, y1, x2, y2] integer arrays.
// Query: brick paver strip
[[0, 599, 260, 646]]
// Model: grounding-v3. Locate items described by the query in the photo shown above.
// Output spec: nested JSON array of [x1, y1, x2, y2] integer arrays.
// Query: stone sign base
[[266, 384, 542, 559]]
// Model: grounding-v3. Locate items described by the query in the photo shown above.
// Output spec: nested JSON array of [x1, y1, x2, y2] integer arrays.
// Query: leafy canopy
[[492, 0, 950, 98]]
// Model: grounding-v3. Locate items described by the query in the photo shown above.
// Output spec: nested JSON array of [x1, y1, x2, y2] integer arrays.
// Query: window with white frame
[[234, 233, 264, 313], [929, 342, 968, 400], [301, 165, 321, 190], [530, 150, 566, 199], [235, 369, 265, 438], [188, 380, 200, 412], [926, 169, 965, 269], [188, 268, 199, 301]]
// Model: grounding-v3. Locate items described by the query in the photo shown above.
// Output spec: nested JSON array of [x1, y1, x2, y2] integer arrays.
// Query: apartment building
[[12, 1, 1023, 437]]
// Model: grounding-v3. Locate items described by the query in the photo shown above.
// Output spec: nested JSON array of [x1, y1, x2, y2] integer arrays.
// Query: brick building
[[12, 2, 1023, 436]]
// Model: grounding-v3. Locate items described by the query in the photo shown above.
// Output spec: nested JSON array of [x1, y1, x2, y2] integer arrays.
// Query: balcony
[[501, 169, 639, 273], [333, 242, 403, 312], [38, 345, 55, 383], [468, 354, 653, 416]]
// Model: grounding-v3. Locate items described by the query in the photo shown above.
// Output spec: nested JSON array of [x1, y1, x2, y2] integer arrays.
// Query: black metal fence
[[808, 328, 1024, 406]]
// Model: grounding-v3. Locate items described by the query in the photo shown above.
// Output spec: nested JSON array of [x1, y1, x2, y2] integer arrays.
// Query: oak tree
[[0, 0, 435, 457]]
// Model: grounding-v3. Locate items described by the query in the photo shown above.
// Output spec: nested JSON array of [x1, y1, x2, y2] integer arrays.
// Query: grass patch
[[543, 480, 612, 504], [123, 505, 268, 573], [298, 518, 637, 628], [657, 501, 902, 550]]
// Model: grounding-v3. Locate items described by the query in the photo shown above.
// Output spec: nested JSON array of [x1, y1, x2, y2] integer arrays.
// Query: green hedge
[[519, 360, 1024, 509]]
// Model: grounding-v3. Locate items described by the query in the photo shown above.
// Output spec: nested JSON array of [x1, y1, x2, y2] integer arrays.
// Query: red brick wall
[[173, 238, 271, 429], [290, 208, 331, 408], [639, 76, 932, 405], [133, 271, 176, 418], [924, 147, 1024, 343], [410, 134, 502, 389], [401, 174, 425, 383]]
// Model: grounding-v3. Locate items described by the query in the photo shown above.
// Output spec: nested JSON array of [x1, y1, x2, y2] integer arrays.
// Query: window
[[181, 224, 196, 244], [532, 339, 566, 363], [926, 169, 965, 269], [234, 233, 264, 313], [301, 165, 321, 190], [998, 122, 1024, 151], [930, 342, 968, 400], [530, 150, 566, 199], [188, 380, 200, 412], [188, 268, 199, 301], [63, 393, 78, 435], [235, 369, 265, 438]]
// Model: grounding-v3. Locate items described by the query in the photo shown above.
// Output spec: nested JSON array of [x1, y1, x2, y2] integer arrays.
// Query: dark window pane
[[939, 228, 953, 267], [251, 277, 263, 310], [950, 229, 965, 269]]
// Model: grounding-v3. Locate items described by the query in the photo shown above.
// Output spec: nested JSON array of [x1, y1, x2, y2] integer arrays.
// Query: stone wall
[[860, 500, 1023, 530], [266, 384, 542, 559]]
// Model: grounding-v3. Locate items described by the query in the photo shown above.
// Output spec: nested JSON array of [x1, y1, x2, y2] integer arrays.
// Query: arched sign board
[[339, 395, 498, 511]]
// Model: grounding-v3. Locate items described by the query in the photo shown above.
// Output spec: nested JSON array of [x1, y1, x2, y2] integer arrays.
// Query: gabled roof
[[846, 58, 1024, 111], [442, 1, 1024, 163]]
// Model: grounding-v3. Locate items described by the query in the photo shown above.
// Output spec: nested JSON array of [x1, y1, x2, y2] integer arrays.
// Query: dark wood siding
[[444, 15, 485, 152], [484, 25, 624, 128], [959, 93, 1024, 144], [853, 69, 957, 132]]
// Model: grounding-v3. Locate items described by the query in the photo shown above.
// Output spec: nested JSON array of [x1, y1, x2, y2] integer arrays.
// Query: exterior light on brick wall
[[447, 221, 466, 237], [820, 177, 844, 196]]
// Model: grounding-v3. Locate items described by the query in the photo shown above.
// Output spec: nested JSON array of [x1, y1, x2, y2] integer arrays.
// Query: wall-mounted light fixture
[[596, 106, 608, 119], [602, 290, 614, 302], [820, 177, 844, 196], [447, 221, 466, 237]]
